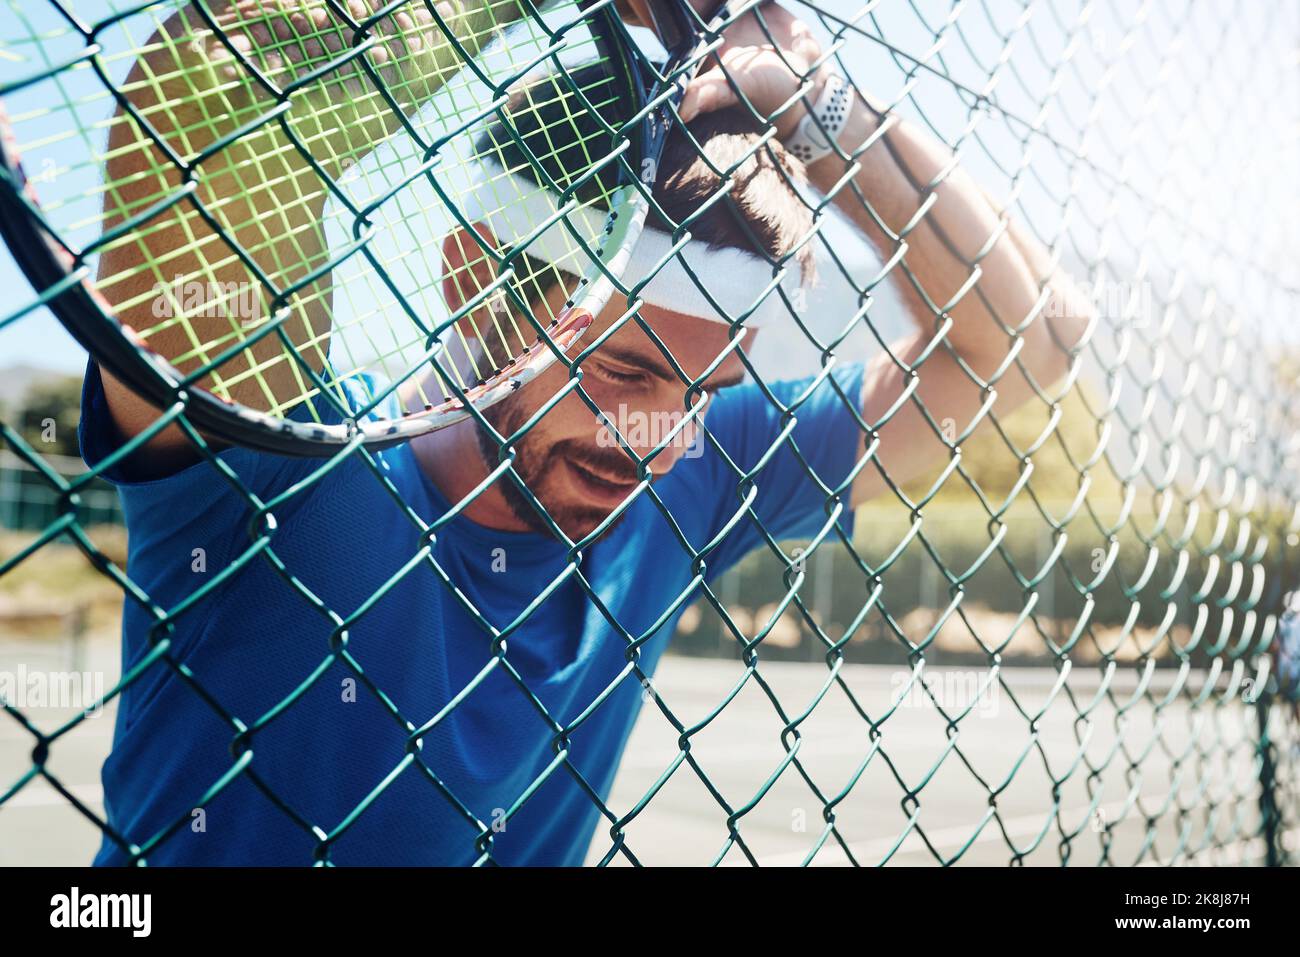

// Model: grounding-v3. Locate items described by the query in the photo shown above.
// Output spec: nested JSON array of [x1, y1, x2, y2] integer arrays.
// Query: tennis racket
[[0, 0, 711, 454]]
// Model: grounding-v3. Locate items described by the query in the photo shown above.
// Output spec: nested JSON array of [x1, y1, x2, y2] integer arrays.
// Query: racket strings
[[4, 0, 640, 424], [404, 66, 630, 404]]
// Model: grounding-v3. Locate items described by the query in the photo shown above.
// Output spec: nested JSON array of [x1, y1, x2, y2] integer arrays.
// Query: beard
[[475, 395, 643, 540]]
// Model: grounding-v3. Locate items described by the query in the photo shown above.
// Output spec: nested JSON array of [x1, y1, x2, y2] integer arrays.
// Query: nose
[[634, 412, 699, 476]]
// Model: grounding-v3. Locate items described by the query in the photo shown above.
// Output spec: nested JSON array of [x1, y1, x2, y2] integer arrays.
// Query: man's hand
[[654, 2, 1092, 509], [677, 1, 827, 139], [619, 0, 820, 137]]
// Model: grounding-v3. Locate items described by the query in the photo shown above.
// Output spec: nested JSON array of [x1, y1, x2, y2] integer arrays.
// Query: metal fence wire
[[1, 0, 1299, 866]]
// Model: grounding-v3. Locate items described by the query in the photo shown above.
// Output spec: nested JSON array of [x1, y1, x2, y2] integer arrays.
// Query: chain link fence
[[1, 0, 1298, 865]]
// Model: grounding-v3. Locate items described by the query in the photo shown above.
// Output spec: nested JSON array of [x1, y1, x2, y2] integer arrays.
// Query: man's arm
[[804, 99, 1093, 505], [96, 0, 522, 467], [677, 2, 1093, 507]]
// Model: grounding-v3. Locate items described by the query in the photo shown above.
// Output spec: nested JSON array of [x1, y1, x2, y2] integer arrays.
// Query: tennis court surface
[[3, 630, 1295, 866]]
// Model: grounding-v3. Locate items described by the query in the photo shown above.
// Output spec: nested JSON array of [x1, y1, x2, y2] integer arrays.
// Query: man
[[83, 0, 1089, 864]]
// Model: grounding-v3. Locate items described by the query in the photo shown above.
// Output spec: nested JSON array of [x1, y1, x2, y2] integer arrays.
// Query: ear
[[440, 223, 500, 313]]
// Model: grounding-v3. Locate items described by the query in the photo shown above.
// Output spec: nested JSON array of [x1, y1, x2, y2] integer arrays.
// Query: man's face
[[479, 293, 750, 540]]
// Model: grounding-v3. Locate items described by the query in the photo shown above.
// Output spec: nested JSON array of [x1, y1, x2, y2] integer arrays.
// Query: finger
[[791, 35, 821, 70], [678, 67, 739, 122], [777, 13, 817, 63]]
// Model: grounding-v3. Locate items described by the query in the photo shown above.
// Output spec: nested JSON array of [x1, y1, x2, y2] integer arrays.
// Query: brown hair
[[472, 65, 816, 297], [655, 108, 817, 283]]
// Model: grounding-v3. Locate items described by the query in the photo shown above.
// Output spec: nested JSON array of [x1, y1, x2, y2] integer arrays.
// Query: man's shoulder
[[703, 363, 866, 437]]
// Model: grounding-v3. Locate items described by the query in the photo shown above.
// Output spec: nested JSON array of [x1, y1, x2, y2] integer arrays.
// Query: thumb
[[678, 66, 739, 122]]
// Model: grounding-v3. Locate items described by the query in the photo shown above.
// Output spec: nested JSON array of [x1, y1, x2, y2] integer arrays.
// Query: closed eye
[[589, 361, 649, 386]]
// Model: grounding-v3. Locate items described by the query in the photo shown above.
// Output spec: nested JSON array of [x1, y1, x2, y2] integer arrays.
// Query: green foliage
[[905, 379, 1122, 506], [11, 374, 83, 458]]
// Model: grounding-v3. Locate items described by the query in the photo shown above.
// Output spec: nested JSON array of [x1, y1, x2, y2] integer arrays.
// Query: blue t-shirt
[[80, 359, 864, 865]]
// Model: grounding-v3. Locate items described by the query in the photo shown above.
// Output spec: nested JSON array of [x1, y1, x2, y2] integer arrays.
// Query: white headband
[[451, 162, 804, 328]]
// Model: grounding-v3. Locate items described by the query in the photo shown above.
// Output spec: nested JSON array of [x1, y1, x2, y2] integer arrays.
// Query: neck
[[411, 417, 533, 533]]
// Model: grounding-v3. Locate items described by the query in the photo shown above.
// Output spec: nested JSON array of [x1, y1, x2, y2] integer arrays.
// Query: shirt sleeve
[[76, 361, 377, 577], [692, 361, 866, 581]]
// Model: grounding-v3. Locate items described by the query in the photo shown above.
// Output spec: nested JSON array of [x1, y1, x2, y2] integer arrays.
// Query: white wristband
[[784, 72, 851, 165]]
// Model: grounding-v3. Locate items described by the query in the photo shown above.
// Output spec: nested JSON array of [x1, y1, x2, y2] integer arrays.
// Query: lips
[[568, 460, 638, 500]]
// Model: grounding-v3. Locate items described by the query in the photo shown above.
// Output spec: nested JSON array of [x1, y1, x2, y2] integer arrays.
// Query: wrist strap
[[784, 72, 851, 164]]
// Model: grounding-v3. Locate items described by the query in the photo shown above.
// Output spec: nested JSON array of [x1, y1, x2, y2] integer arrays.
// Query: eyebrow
[[594, 343, 746, 391]]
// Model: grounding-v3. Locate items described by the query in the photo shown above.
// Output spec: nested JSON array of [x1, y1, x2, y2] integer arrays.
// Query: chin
[[552, 505, 630, 542], [499, 478, 627, 541], [536, 486, 640, 540]]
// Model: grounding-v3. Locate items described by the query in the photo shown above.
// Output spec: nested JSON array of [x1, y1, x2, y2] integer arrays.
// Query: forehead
[[586, 298, 751, 385]]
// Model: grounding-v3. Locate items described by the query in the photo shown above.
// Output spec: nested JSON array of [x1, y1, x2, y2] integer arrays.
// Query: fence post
[[1254, 694, 1281, 867], [0, 459, 19, 530], [68, 602, 88, 675], [812, 545, 833, 661]]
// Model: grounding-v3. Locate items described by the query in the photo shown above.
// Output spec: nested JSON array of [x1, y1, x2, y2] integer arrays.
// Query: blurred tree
[[902, 379, 1122, 507], [14, 374, 83, 458]]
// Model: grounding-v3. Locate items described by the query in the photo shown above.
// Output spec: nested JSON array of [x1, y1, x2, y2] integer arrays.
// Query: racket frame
[[0, 0, 698, 455]]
